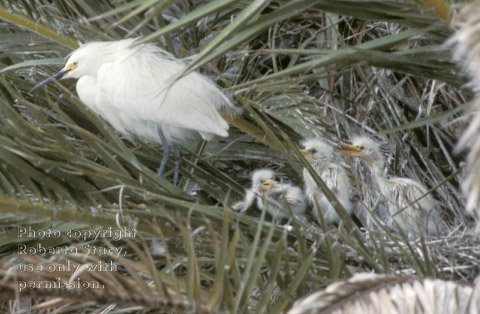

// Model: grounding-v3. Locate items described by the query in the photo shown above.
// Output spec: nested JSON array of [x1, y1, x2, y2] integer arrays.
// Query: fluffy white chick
[[233, 169, 306, 220], [340, 136, 446, 236], [300, 138, 352, 224]]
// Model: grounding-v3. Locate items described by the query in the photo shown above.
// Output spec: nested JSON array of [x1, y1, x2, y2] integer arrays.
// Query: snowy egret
[[232, 169, 306, 220], [339, 136, 446, 235], [29, 38, 238, 185], [288, 273, 479, 314], [300, 139, 352, 225]]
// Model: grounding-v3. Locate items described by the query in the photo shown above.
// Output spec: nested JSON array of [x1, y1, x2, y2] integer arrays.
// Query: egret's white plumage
[[233, 169, 306, 220], [300, 139, 352, 224], [340, 136, 446, 235], [29, 38, 238, 185]]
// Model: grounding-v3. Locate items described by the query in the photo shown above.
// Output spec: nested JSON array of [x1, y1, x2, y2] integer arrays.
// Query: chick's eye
[[358, 146, 364, 150], [310, 148, 317, 153]]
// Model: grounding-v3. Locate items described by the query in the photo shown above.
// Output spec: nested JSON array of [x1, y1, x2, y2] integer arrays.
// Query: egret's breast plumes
[[66, 38, 238, 144], [300, 138, 352, 224]]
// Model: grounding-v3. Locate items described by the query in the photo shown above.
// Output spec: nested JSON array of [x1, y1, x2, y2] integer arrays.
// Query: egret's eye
[[310, 148, 317, 153], [66, 61, 79, 70], [358, 146, 364, 150]]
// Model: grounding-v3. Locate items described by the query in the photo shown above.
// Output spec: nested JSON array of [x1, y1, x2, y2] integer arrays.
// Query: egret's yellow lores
[[339, 136, 446, 236], [29, 38, 239, 185]]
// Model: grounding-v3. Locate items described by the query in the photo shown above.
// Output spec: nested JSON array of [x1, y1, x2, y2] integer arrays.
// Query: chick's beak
[[28, 63, 77, 94], [261, 179, 277, 191], [299, 148, 312, 158], [338, 142, 361, 156]]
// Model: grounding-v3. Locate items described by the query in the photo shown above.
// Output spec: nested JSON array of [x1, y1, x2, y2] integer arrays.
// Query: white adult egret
[[232, 169, 306, 220], [288, 273, 479, 314], [300, 139, 352, 225], [29, 38, 238, 185], [339, 136, 446, 235]]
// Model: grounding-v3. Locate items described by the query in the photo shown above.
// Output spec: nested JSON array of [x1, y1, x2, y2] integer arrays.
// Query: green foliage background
[[0, 0, 477, 313]]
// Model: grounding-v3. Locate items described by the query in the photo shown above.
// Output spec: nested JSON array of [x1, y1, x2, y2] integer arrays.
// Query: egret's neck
[[366, 155, 388, 194], [310, 158, 330, 172]]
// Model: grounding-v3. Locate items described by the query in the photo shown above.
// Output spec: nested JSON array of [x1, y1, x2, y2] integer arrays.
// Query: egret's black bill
[[28, 68, 71, 94]]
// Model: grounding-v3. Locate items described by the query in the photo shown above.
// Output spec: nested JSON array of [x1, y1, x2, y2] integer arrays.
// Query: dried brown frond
[[288, 272, 479, 314]]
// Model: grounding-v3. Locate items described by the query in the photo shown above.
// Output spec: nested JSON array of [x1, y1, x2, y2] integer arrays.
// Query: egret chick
[[29, 38, 238, 185], [300, 139, 352, 225], [339, 136, 445, 235], [233, 169, 306, 220]]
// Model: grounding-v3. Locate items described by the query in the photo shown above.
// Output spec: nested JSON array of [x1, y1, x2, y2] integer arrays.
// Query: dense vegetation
[[0, 0, 478, 313]]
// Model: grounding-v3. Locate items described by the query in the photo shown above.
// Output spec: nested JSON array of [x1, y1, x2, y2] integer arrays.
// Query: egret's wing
[[389, 178, 446, 234], [284, 186, 304, 205], [388, 177, 433, 211], [232, 189, 256, 211], [232, 201, 247, 211], [320, 167, 339, 194], [268, 189, 287, 203], [284, 185, 307, 215], [321, 165, 350, 197], [385, 179, 429, 233], [97, 46, 232, 137]]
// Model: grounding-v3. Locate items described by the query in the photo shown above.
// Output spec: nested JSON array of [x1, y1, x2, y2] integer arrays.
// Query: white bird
[[300, 138, 352, 225], [29, 38, 238, 185], [339, 136, 446, 236], [233, 169, 306, 220]]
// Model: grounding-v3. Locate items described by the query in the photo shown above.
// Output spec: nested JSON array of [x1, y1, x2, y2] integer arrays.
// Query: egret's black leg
[[172, 143, 182, 186], [158, 129, 170, 177]]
